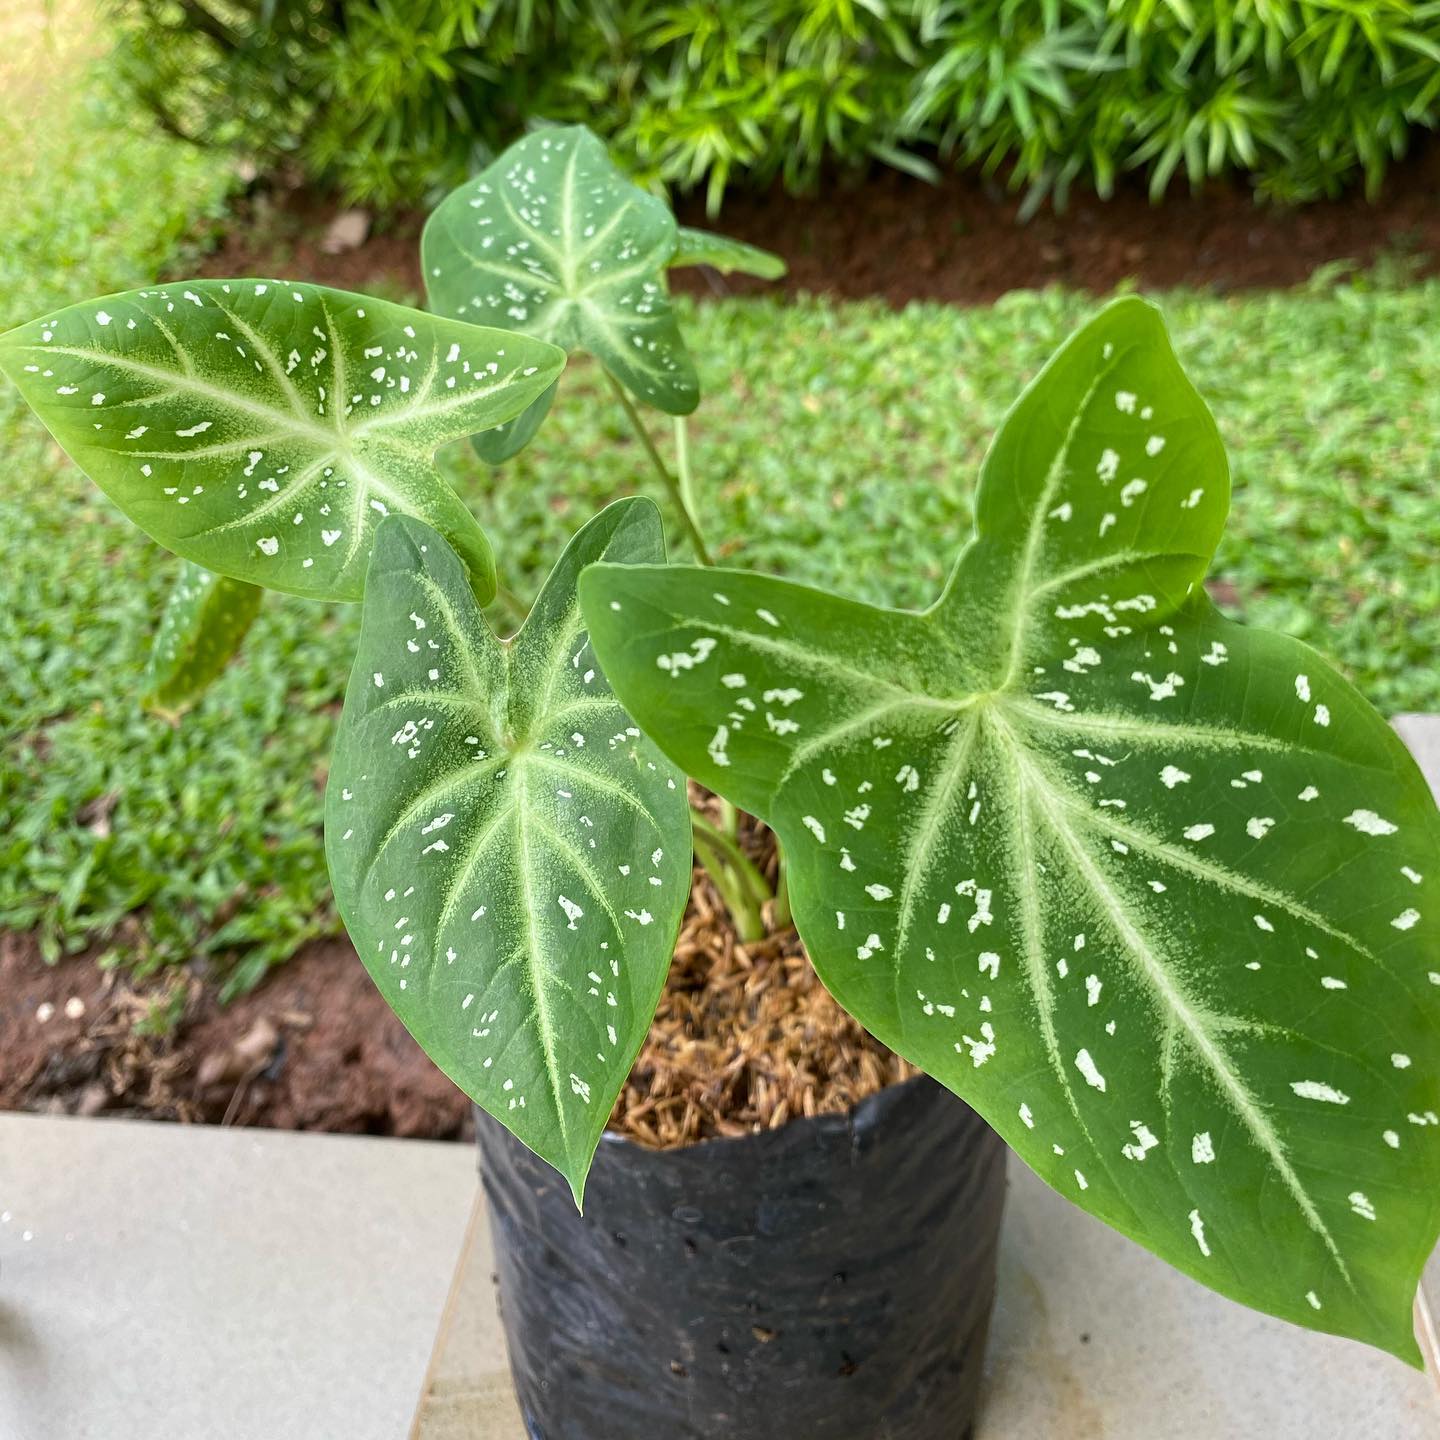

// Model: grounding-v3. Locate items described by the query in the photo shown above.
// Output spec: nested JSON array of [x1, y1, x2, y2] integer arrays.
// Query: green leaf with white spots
[[670, 227, 786, 280], [422, 126, 700, 455], [325, 498, 690, 1201], [142, 560, 262, 715], [0, 280, 565, 603], [581, 298, 1440, 1361]]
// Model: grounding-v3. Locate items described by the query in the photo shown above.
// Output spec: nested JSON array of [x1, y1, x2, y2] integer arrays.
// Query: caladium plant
[[2, 124, 1435, 1364]]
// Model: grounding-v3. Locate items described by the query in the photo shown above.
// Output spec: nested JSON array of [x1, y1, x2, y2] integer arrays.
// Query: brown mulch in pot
[[610, 796, 914, 1149]]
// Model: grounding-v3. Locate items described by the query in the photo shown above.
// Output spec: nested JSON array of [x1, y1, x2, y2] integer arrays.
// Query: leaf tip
[[565, 1167, 589, 1214]]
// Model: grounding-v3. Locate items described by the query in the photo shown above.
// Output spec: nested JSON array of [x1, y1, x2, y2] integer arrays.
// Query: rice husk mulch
[[607, 794, 916, 1150]]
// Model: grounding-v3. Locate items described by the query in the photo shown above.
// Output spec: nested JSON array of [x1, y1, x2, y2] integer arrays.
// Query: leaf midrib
[[31, 342, 343, 450], [990, 708, 1354, 1285], [512, 767, 574, 1157]]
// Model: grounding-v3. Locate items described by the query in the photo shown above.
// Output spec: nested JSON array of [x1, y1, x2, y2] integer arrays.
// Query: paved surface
[[1396, 714, 1440, 804], [0, 1116, 475, 1440]]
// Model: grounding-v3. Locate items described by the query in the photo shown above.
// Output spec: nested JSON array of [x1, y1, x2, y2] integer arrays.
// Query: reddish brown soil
[[0, 929, 472, 1137], [0, 842, 908, 1142], [199, 144, 1440, 304]]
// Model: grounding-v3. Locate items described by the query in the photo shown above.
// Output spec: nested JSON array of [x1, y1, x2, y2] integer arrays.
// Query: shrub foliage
[[111, 0, 1440, 213]]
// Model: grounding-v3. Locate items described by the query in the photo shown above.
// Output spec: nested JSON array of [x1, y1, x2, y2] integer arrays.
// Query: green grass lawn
[[2, 17, 1436, 992]]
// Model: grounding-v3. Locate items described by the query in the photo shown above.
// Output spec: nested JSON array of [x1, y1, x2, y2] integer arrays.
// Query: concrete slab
[[0, 1114, 475, 1440], [1393, 715, 1440, 1332], [411, 1193, 523, 1440], [1395, 714, 1440, 804]]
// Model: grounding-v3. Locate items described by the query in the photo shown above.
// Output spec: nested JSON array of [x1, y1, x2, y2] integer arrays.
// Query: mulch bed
[[198, 142, 1440, 304]]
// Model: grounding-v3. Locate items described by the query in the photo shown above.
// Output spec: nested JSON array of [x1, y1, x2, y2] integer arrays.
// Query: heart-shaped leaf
[[464, 220, 782, 468], [326, 498, 690, 1200], [581, 299, 1440, 1360], [671, 226, 787, 280], [142, 559, 263, 715], [0, 280, 565, 602], [423, 126, 699, 439]]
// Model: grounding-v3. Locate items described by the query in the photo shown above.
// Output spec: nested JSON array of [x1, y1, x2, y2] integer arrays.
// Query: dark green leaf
[[327, 499, 690, 1200], [142, 560, 262, 715], [470, 379, 557, 466]]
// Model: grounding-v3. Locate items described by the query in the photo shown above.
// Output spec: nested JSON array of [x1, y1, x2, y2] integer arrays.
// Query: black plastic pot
[[474, 1074, 1007, 1440]]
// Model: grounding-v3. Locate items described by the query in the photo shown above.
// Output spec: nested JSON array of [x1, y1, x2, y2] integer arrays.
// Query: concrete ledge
[[0, 1115, 475, 1440]]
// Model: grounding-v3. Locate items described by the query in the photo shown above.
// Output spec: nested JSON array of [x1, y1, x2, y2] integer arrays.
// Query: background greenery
[[4, 5, 1437, 994], [111, 0, 1440, 213]]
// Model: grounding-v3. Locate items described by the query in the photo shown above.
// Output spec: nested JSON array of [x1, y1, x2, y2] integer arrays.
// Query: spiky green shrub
[[110, 0, 1440, 213]]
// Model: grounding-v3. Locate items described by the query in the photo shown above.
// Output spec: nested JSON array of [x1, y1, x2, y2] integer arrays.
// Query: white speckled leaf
[[670, 227, 786, 280], [581, 298, 1440, 1360], [326, 498, 689, 1201], [0, 280, 564, 602], [142, 560, 262, 715], [423, 126, 699, 427]]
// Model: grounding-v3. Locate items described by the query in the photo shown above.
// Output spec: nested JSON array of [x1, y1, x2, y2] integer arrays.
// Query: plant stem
[[691, 832, 766, 943], [772, 846, 792, 931], [690, 809, 772, 903], [603, 371, 712, 565], [674, 416, 699, 529], [492, 579, 530, 628], [716, 796, 738, 838]]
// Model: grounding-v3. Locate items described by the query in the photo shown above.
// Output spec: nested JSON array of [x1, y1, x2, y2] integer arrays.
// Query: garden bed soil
[[198, 143, 1440, 305], [0, 808, 911, 1140]]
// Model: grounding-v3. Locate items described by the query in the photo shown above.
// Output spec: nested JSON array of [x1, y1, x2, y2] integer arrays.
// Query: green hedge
[[113, 1, 1440, 213]]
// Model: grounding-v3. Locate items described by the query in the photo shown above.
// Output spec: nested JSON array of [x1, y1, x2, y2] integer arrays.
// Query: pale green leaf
[[581, 298, 1440, 1360], [326, 498, 690, 1201], [0, 280, 565, 603], [670, 227, 787, 280], [423, 126, 699, 429], [142, 560, 262, 715]]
